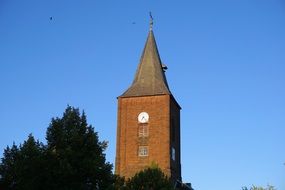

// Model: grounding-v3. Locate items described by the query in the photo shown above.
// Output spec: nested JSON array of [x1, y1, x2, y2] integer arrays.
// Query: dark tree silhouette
[[45, 106, 113, 190], [0, 106, 113, 190], [125, 167, 174, 190], [242, 185, 276, 190], [0, 135, 45, 190]]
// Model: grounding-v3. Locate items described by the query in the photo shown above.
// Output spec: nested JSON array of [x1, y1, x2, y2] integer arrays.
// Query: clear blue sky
[[0, 1, 284, 189]]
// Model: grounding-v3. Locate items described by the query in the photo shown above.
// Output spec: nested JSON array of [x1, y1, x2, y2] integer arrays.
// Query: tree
[[0, 143, 20, 189], [45, 106, 113, 190], [242, 185, 276, 190], [0, 134, 45, 190], [0, 106, 114, 190], [125, 167, 174, 190], [106, 175, 127, 190]]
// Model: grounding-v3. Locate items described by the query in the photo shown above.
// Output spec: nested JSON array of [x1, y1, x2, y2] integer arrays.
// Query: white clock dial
[[138, 112, 149, 123]]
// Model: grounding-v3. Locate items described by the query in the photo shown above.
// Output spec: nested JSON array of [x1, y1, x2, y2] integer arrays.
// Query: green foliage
[[125, 167, 174, 190], [0, 135, 45, 190], [106, 175, 127, 190], [0, 143, 19, 189], [242, 185, 276, 190], [108, 167, 174, 190], [0, 106, 113, 190], [45, 106, 113, 190]]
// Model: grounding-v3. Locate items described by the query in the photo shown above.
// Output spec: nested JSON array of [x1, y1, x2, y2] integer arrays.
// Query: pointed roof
[[120, 30, 171, 97]]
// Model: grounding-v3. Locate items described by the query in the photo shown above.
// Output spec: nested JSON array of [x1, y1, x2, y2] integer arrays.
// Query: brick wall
[[115, 94, 181, 181]]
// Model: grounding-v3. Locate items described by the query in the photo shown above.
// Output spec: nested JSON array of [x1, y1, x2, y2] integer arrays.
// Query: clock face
[[138, 112, 149, 123]]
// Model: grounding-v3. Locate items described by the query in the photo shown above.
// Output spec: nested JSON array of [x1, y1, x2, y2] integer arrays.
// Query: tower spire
[[149, 12, 153, 31], [120, 16, 171, 98]]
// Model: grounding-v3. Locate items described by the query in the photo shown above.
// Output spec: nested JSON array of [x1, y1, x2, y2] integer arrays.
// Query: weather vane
[[149, 12, 153, 31]]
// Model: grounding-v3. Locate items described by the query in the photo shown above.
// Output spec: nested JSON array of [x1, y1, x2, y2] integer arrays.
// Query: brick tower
[[115, 20, 182, 183]]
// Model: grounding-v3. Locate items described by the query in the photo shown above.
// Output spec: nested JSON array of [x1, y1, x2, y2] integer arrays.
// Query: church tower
[[115, 19, 182, 183]]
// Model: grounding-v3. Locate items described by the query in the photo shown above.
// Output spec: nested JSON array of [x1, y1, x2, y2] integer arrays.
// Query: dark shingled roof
[[120, 30, 171, 97]]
